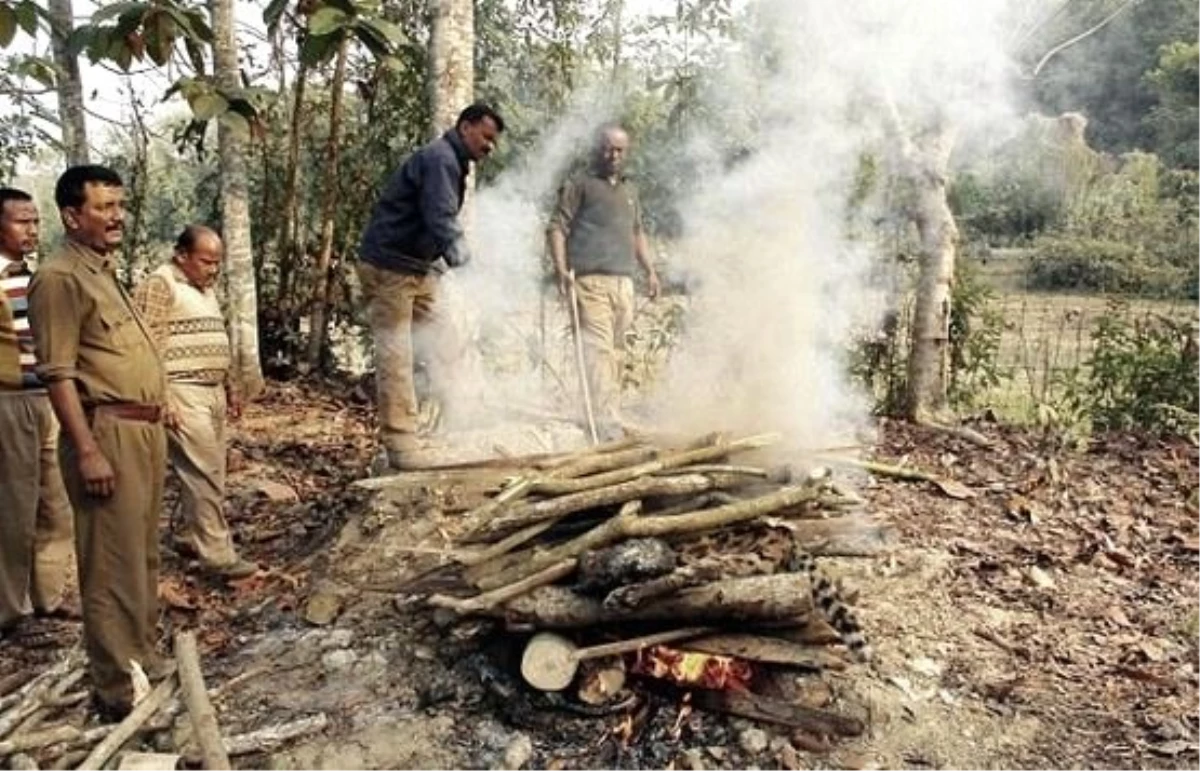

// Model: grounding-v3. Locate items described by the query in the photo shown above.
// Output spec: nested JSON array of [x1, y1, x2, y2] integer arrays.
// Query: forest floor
[[3, 378, 1197, 770]]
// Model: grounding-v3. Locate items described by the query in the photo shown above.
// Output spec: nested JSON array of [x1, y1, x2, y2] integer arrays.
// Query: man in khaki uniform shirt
[[549, 124, 660, 438], [28, 166, 170, 719], [0, 187, 75, 639], [133, 225, 256, 579]]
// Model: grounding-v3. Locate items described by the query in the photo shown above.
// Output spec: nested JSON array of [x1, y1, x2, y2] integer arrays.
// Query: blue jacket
[[358, 129, 471, 275]]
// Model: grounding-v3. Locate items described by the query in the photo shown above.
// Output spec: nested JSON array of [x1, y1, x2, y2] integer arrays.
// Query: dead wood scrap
[[816, 455, 976, 499], [476, 486, 823, 590], [428, 559, 578, 614], [693, 690, 864, 736], [0, 725, 111, 759], [682, 633, 847, 671], [175, 631, 231, 770], [0, 653, 82, 740], [494, 572, 815, 629], [466, 473, 732, 543], [351, 466, 516, 493], [10, 669, 85, 737], [76, 675, 178, 771], [529, 434, 779, 496], [183, 714, 328, 762]]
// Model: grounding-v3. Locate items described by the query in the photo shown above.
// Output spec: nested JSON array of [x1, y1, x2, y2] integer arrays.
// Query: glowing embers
[[628, 644, 754, 691]]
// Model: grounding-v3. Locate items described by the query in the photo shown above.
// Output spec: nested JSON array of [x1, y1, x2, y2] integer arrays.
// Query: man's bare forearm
[[46, 379, 98, 456], [634, 232, 654, 276], [548, 229, 569, 276]]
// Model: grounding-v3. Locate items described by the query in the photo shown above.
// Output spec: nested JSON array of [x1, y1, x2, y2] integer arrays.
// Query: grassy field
[[971, 256, 1197, 424]]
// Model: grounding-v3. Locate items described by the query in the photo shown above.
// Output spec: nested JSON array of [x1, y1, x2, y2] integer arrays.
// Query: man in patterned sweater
[[0, 187, 77, 639], [133, 225, 256, 579]]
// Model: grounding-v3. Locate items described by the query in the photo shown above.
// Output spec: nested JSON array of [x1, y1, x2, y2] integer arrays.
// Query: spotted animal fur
[[787, 545, 872, 662]]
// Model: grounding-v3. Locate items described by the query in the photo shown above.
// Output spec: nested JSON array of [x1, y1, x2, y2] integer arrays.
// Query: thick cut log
[[477, 486, 821, 590], [693, 690, 864, 736], [682, 633, 846, 671], [494, 573, 814, 629], [175, 631, 231, 770]]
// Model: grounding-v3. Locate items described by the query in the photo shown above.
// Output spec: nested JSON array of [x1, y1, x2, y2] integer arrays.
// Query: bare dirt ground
[[3, 380, 1196, 770]]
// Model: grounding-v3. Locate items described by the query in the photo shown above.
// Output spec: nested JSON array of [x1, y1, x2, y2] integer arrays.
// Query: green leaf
[[308, 6, 349, 36], [162, 6, 211, 44], [361, 17, 404, 44], [114, 7, 146, 37], [142, 9, 177, 67], [189, 90, 228, 121], [184, 37, 205, 74], [90, 1, 145, 25], [14, 1, 38, 36], [263, 0, 290, 31], [353, 24, 389, 59], [218, 110, 251, 141], [298, 30, 338, 65], [14, 55, 56, 88], [0, 5, 18, 48], [67, 26, 92, 57]]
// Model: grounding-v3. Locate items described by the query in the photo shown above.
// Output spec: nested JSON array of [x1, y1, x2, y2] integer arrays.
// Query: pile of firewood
[[398, 432, 895, 741]]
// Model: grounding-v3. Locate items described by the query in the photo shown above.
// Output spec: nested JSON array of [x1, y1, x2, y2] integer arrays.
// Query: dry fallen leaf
[[933, 478, 977, 500], [158, 579, 197, 610]]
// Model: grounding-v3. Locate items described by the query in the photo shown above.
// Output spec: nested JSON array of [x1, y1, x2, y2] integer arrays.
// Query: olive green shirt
[[550, 170, 644, 277], [28, 240, 165, 406]]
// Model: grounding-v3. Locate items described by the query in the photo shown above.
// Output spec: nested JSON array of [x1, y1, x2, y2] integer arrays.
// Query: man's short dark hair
[[0, 187, 33, 216], [456, 103, 505, 133], [55, 165, 123, 210]]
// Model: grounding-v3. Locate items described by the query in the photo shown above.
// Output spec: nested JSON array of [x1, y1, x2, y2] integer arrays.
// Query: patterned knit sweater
[[132, 263, 231, 384]]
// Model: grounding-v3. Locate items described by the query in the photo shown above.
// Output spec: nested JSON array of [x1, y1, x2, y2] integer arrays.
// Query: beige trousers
[[0, 391, 74, 627], [357, 262, 462, 454], [574, 274, 634, 424], [167, 383, 237, 567], [61, 409, 166, 707]]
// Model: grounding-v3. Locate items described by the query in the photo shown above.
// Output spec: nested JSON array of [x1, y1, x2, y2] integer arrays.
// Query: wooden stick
[[692, 690, 864, 736], [428, 558, 579, 614], [193, 713, 328, 760], [654, 464, 768, 478], [175, 631, 231, 770], [469, 473, 726, 542], [530, 434, 779, 496], [0, 725, 111, 757], [478, 485, 821, 590], [549, 445, 660, 481], [816, 455, 937, 482], [76, 676, 177, 771], [0, 651, 81, 720], [11, 670, 86, 737], [456, 520, 557, 569], [567, 270, 600, 445]]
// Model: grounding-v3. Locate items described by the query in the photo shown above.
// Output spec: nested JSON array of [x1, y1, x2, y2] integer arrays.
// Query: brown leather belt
[[89, 403, 163, 423]]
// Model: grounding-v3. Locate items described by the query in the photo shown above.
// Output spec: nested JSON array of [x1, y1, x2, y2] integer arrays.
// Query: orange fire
[[628, 645, 754, 691]]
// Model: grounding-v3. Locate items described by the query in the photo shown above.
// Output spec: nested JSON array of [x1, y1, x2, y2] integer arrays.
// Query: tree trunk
[[211, 0, 265, 398], [902, 121, 959, 421], [47, 0, 88, 164], [427, 0, 475, 136], [275, 58, 308, 311], [428, 0, 475, 235], [305, 38, 349, 369]]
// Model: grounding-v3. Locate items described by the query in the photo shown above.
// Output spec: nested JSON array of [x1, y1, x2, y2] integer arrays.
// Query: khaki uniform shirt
[[28, 240, 165, 406]]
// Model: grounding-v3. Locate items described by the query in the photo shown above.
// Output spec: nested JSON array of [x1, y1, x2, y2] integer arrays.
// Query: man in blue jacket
[[357, 103, 504, 470]]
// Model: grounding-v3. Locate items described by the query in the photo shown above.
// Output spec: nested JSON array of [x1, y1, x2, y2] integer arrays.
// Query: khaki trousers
[[61, 410, 166, 706], [167, 383, 236, 567], [574, 274, 634, 424], [0, 391, 73, 627], [357, 262, 462, 453]]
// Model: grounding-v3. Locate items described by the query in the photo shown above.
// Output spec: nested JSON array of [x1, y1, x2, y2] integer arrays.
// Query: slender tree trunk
[[305, 38, 349, 369], [902, 122, 958, 421], [610, 0, 624, 80], [211, 0, 265, 398], [47, 0, 88, 164], [275, 58, 308, 310]]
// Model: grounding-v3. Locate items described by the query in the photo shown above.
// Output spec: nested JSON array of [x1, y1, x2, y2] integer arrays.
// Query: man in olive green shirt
[[28, 165, 170, 720], [549, 124, 660, 437]]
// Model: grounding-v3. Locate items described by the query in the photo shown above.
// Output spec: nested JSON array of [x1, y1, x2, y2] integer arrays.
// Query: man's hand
[[556, 268, 575, 299], [163, 405, 181, 431], [645, 269, 661, 300], [445, 239, 472, 269], [79, 446, 116, 498], [226, 388, 242, 421]]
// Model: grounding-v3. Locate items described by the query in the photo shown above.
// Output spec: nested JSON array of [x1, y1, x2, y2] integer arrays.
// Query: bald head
[[173, 224, 223, 290], [593, 124, 630, 179]]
